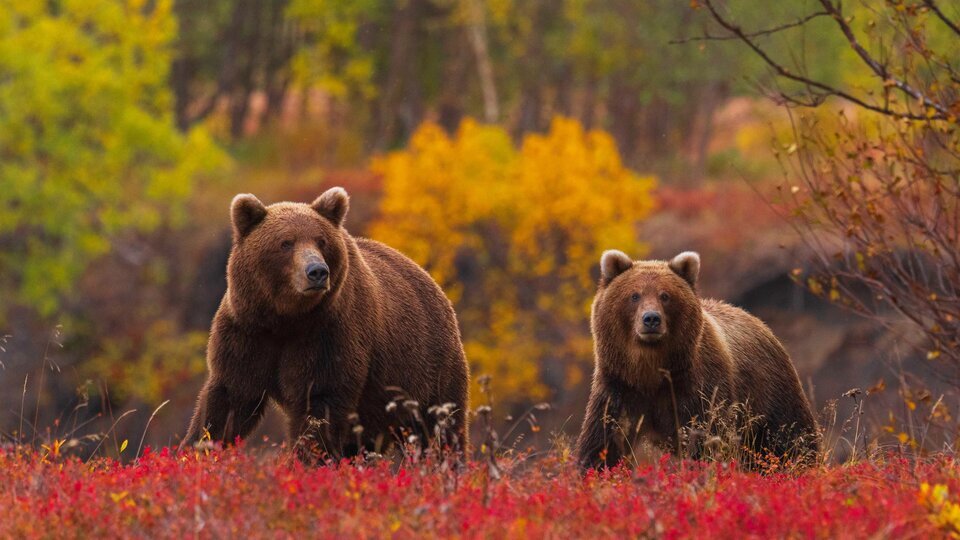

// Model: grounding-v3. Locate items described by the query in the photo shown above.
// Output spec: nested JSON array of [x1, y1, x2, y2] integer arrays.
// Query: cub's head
[[593, 250, 703, 355], [227, 187, 350, 316]]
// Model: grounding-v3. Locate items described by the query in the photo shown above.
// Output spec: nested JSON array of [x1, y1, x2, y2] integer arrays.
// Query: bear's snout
[[305, 261, 330, 289], [641, 311, 661, 331], [636, 309, 665, 343]]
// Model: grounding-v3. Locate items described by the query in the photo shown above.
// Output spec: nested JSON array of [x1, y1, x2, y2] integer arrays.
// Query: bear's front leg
[[576, 376, 627, 470], [181, 317, 271, 450], [181, 380, 267, 449], [287, 384, 361, 462]]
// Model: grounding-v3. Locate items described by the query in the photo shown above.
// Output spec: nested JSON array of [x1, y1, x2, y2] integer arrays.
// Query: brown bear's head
[[226, 187, 351, 318], [592, 250, 704, 382]]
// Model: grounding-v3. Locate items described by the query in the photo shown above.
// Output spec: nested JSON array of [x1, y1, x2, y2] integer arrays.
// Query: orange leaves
[[775, 98, 960, 370], [40, 439, 66, 462], [370, 117, 656, 401]]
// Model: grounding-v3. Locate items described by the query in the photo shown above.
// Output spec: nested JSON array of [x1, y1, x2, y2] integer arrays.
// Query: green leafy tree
[[0, 0, 226, 317], [286, 0, 383, 101]]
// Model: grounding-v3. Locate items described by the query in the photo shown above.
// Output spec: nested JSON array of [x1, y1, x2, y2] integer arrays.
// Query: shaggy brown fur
[[181, 188, 469, 458], [576, 250, 819, 469]]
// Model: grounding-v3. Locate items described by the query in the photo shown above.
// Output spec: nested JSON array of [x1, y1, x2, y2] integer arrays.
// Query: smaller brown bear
[[181, 188, 469, 458], [576, 250, 819, 469]]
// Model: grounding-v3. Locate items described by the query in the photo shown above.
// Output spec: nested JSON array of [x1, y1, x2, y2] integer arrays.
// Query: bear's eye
[[630, 292, 641, 302], [315, 237, 326, 249], [659, 292, 671, 303], [280, 240, 294, 252]]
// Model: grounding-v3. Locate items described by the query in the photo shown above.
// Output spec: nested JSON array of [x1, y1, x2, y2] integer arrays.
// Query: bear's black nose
[[306, 262, 330, 285], [642, 311, 662, 330]]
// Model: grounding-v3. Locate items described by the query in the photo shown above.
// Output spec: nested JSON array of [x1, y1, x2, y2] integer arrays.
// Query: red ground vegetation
[[1, 446, 956, 538]]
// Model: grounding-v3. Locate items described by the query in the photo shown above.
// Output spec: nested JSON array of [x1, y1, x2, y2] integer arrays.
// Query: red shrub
[[0, 447, 952, 538]]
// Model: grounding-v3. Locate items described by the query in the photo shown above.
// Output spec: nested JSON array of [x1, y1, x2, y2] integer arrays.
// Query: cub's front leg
[[576, 375, 628, 470]]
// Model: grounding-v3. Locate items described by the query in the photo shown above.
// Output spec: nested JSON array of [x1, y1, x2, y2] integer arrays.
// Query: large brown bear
[[182, 187, 469, 457], [576, 250, 819, 469]]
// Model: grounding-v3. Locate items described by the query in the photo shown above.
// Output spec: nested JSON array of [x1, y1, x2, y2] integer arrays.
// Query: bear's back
[[701, 298, 817, 450], [701, 299, 796, 395], [354, 237, 459, 328], [348, 237, 466, 404]]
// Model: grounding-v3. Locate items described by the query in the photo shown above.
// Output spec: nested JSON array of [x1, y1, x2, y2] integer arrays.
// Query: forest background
[[1, 0, 957, 457]]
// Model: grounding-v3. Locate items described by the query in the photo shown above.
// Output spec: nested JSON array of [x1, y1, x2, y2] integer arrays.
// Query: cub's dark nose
[[642, 311, 662, 330], [306, 262, 329, 285]]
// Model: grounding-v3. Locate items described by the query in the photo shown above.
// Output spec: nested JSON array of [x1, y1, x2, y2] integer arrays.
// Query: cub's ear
[[669, 251, 700, 288], [600, 250, 634, 284], [311, 187, 349, 227], [231, 193, 267, 239]]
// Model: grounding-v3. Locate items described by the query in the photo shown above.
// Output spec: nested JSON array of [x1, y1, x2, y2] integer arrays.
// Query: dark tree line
[[168, 0, 778, 177]]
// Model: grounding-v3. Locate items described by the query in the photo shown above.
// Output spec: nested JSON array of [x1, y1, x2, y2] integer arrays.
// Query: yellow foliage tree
[[371, 118, 656, 403]]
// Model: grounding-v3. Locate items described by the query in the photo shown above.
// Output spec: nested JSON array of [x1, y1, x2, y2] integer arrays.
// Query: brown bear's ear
[[231, 194, 267, 239], [669, 251, 700, 288], [311, 187, 349, 227], [600, 250, 634, 284]]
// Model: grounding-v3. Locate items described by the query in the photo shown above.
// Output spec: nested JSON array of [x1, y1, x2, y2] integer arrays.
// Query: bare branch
[[700, 0, 950, 121], [923, 0, 960, 38], [669, 10, 830, 44], [703, 0, 947, 120], [817, 0, 951, 119]]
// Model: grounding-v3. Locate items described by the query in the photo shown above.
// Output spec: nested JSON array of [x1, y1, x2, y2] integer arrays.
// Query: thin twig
[[88, 409, 137, 459], [670, 10, 829, 43], [137, 400, 171, 459]]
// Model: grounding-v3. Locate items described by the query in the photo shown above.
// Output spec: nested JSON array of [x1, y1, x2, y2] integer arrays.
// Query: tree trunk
[[172, 56, 194, 131], [685, 80, 728, 186], [514, 0, 549, 137], [466, 0, 498, 123], [635, 97, 673, 166], [228, 0, 261, 139], [607, 74, 640, 161], [438, 21, 470, 133], [374, 0, 424, 149], [579, 75, 598, 130], [264, 0, 294, 122]]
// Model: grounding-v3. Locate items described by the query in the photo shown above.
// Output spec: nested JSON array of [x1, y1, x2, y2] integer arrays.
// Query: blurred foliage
[[0, 0, 227, 317], [86, 320, 207, 404], [371, 117, 655, 401], [275, 0, 849, 166], [287, 0, 382, 100]]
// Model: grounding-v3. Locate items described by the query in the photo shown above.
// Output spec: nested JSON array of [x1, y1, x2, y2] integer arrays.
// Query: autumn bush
[[370, 117, 656, 403], [699, 1, 960, 383]]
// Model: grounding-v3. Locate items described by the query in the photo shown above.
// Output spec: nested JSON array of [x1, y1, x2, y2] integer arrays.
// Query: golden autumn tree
[[371, 118, 656, 404]]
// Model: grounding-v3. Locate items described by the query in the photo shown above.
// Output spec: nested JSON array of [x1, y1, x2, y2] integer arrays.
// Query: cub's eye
[[659, 292, 671, 303], [630, 292, 641, 302], [315, 237, 326, 249], [280, 240, 294, 251]]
